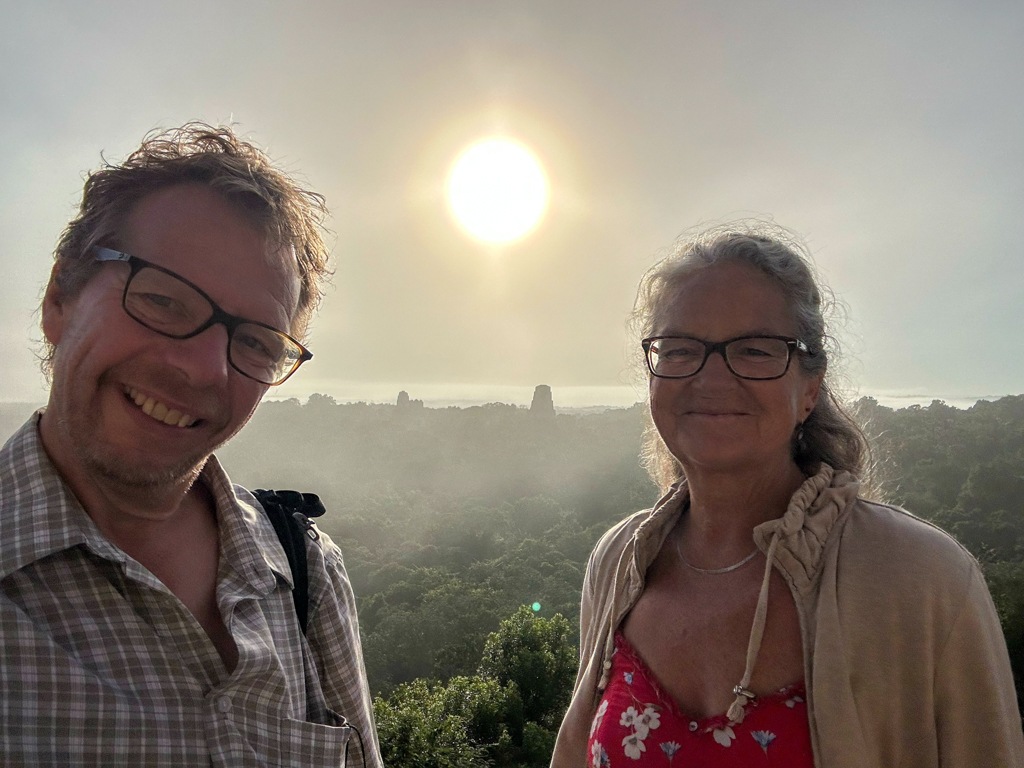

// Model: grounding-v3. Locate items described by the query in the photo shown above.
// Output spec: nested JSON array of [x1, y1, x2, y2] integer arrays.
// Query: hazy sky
[[2, 0, 1021, 407]]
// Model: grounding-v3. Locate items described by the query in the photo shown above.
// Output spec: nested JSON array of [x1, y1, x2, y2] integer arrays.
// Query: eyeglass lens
[[648, 337, 791, 379], [124, 266, 303, 385]]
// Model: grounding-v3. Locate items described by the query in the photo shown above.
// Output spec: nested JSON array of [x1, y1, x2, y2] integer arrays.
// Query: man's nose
[[164, 323, 232, 387]]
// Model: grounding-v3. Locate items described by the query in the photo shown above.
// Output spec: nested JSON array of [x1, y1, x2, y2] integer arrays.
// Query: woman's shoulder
[[588, 508, 653, 568], [837, 496, 981, 591], [585, 491, 685, 586]]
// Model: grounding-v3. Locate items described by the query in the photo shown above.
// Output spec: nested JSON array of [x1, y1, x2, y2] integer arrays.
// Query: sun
[[447, 138, 548, 244]]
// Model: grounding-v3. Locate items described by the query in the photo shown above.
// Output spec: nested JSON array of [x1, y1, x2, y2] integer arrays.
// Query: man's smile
[[124, 386, 199, 428]]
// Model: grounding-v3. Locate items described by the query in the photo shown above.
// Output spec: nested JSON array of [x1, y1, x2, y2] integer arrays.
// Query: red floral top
[[587, 633, 815, 767]]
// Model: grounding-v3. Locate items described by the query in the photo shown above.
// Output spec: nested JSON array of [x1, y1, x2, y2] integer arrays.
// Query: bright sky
[[2, 0, 1021, 408]]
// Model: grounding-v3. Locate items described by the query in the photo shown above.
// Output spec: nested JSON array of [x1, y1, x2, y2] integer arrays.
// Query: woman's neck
[[679, 457, 807, 563]]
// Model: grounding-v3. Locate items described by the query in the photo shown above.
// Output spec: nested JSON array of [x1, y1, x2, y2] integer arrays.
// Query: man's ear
[[41, 268, 68, 347]]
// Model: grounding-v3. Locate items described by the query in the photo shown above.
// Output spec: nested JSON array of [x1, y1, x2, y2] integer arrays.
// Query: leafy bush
[[374, 609, 578, 768], [374, 679, 488, 768], [478, 607, 577, 732]]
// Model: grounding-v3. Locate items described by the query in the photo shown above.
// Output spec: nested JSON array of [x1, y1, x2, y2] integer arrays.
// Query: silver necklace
[[675, 535, 759, 575]]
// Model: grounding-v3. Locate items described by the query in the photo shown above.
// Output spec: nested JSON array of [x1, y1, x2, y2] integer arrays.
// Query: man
[[0, 124, 382, 767]]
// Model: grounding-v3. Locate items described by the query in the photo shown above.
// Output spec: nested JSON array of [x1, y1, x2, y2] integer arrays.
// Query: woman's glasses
[[642, 335, 810, 380]]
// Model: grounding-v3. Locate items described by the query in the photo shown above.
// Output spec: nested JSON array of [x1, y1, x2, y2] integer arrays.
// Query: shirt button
[[603, 660, 612, 669], [689, 721, 698, 732], [216, 696, 232, 713]]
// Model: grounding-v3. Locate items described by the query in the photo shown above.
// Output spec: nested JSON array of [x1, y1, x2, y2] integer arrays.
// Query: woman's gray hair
[[629, 221, 871, 492]]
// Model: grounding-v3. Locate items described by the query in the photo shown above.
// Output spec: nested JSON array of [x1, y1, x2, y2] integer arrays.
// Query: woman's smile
[[649, 261, 820, 475]]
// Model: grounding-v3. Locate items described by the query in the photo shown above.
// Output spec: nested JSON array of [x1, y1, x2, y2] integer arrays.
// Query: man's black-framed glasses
[[642, 335, 810, 381], [95, 246, 312, 386]]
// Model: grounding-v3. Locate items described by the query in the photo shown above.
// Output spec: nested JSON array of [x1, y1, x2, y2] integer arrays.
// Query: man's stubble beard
[[59, 412, 213, 492], [48, 354, 256, 495]]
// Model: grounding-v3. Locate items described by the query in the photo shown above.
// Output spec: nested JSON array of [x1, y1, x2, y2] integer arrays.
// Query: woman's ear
[[801, 373, 824, 417]]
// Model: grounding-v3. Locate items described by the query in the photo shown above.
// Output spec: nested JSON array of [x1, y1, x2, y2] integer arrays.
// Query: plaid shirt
[[0, 414, 381, 768]]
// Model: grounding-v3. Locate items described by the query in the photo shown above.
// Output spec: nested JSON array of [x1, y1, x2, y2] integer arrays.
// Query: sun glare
[[447, 138, 548, 244]]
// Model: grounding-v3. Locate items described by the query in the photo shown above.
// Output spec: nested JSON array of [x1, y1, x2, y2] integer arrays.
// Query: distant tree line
[[218, 392, 1024, 765], [3, 393, 1021, 764], [216, 396, 659, 696]]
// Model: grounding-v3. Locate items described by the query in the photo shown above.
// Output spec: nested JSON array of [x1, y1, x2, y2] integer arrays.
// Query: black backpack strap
[[253, 489, 326, 634]]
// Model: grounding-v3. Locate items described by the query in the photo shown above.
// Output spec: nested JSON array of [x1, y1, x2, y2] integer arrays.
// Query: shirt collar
[[0, 413, 96, 579], [200, 454, 294, 592], [0, 412, 293, 592]]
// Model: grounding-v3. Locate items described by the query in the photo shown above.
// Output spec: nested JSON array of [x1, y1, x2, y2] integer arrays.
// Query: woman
[[551, 224, 1023, 767]]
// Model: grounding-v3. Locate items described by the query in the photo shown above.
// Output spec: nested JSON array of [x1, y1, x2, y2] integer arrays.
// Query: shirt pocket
[[276, 710, 354, 767]]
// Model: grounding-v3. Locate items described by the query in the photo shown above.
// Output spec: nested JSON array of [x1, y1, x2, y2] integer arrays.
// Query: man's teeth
[[125, 387, 197, 428]]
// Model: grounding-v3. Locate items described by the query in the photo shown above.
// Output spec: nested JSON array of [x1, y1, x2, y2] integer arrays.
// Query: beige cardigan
[[551, 465, 1024, 767]]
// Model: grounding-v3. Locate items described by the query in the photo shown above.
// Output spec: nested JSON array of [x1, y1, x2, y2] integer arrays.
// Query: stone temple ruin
[[529, 384, 555, 416], [396, 390, 424, 409]]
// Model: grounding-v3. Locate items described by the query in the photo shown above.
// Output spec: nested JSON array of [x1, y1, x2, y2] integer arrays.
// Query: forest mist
[[3, 392, 1022, 764]]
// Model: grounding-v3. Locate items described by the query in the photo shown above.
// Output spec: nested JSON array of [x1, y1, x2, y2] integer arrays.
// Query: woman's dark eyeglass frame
[[641, 335, 811, 381], [94, 246, 312, 386]]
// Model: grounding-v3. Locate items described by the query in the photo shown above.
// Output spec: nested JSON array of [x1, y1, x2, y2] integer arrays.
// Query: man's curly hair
[[43, 122, 331, 369]]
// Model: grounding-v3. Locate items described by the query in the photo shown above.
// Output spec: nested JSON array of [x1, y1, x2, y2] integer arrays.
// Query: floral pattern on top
[[587, 632, 815, 766], [591, 699, 610, 738]]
